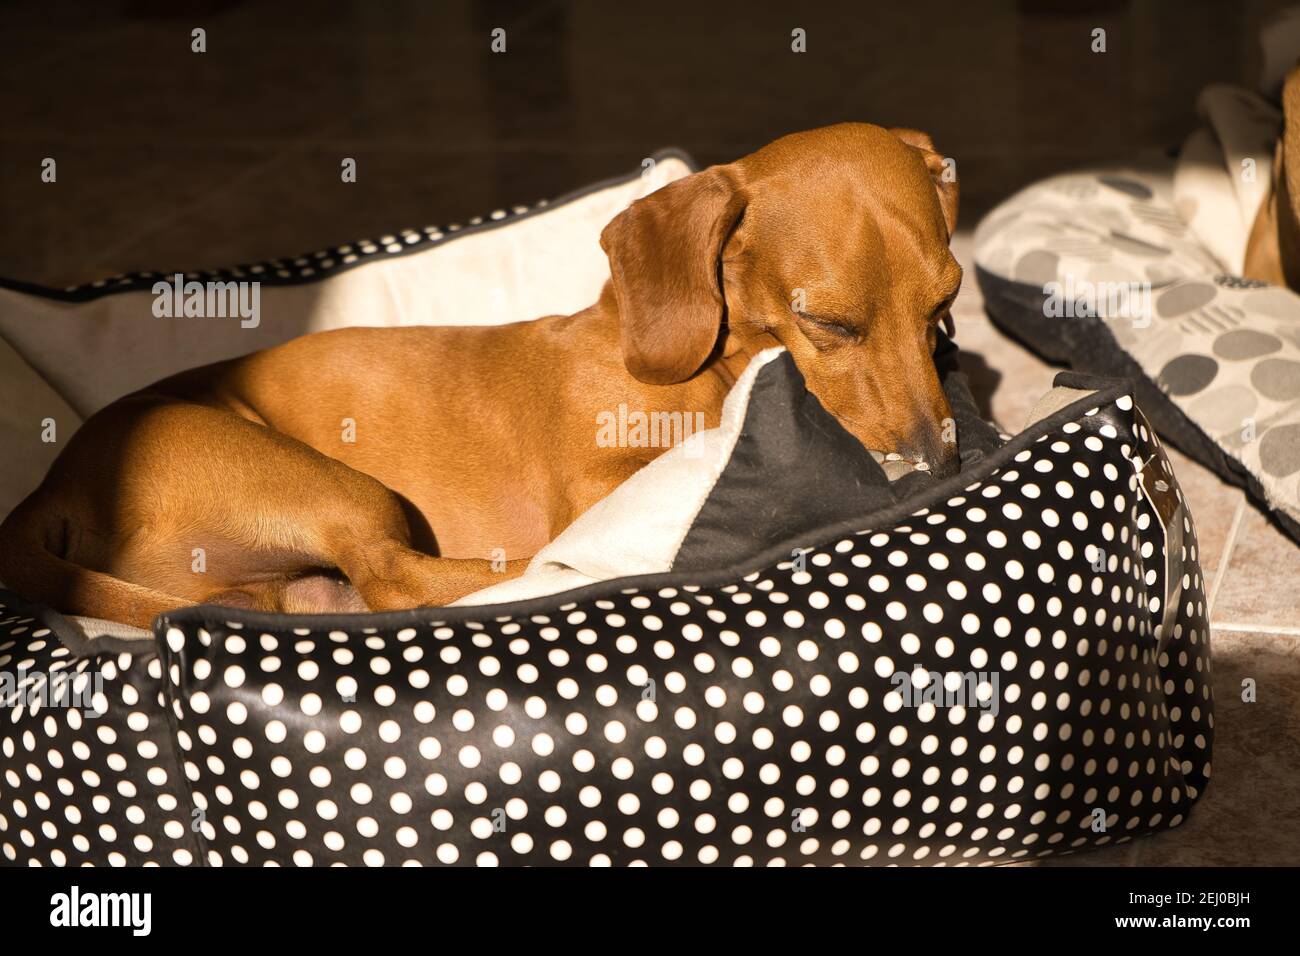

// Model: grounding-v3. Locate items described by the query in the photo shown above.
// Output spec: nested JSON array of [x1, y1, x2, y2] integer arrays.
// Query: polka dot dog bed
[[1, 380, 1214, 866], [974, 163, 1300, 543], [0, 153, 1213, 866]]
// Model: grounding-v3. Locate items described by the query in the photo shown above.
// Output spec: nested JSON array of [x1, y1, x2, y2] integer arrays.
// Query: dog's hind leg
[[0, 396, 527, 625], [0, 491, 189, 627]]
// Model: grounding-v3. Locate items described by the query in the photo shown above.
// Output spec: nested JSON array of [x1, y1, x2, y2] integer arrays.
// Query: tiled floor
[[953, 230, 1300, 867]]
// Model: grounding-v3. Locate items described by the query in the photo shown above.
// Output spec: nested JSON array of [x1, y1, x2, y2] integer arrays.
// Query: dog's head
[[601, 122, 962, 477]]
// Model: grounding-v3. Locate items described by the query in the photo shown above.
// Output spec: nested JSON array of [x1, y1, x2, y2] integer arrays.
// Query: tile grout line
[[1210, 622, 1300, 636], [1206, 498, 1247, 620]]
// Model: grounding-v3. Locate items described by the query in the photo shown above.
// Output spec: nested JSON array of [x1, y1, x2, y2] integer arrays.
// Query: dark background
[[0, 0, 1290, 287]]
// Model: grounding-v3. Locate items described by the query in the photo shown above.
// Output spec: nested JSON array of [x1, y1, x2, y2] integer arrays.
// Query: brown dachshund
[[0, 122, 962, 628]]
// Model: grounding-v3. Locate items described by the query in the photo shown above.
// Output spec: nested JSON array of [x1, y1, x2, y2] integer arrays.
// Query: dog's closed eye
[[795, 311, 859, 344], [932, 293, 959, 339]]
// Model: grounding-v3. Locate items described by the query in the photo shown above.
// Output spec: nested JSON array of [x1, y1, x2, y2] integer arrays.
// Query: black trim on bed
[[0, 588, 150, 656]]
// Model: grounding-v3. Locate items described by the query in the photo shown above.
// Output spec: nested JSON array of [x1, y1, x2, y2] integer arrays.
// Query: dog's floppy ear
[[600, 166, 745, 385], [890, 127, 959, 239]]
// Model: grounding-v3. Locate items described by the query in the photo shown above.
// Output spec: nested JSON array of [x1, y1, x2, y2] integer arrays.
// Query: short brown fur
[[0, 123, 962, 627]]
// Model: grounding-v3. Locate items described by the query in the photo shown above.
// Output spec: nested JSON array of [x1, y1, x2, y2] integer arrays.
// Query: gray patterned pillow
[[974, 165, 1300, 543]]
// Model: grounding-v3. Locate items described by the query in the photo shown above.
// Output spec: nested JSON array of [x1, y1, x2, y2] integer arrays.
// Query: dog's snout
[[825, 377, 959, 479], [900, 418, 959, 480]]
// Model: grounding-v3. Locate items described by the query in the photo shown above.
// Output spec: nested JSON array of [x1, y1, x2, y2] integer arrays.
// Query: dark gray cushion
[[674, 336, 1001, 570]]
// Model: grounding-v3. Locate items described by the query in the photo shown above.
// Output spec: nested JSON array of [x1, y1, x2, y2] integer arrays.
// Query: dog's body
[[0, 123, 962, 628], [1246, 67, 1300, 288]]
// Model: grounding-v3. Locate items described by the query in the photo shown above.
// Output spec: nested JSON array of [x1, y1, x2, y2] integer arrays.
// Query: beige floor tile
[[1211, 506, 1300, 632], [1135, 629, 1300, 865]]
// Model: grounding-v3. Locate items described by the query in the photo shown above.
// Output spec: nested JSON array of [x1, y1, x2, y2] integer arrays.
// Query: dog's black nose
[[927, 445, 961, 480], [901, 424, 960, 480]]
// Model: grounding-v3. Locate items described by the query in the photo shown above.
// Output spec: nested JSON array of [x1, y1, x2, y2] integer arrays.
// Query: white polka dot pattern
[[0, 632, 199, 866], [0, 389, 1214, 866]]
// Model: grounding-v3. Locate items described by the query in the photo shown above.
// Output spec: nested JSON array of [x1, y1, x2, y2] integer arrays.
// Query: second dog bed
[[974, 157, 1300, 544]]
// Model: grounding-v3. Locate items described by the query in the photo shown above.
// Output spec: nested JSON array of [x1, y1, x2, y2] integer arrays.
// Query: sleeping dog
[[0, 123, 963, 627]]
